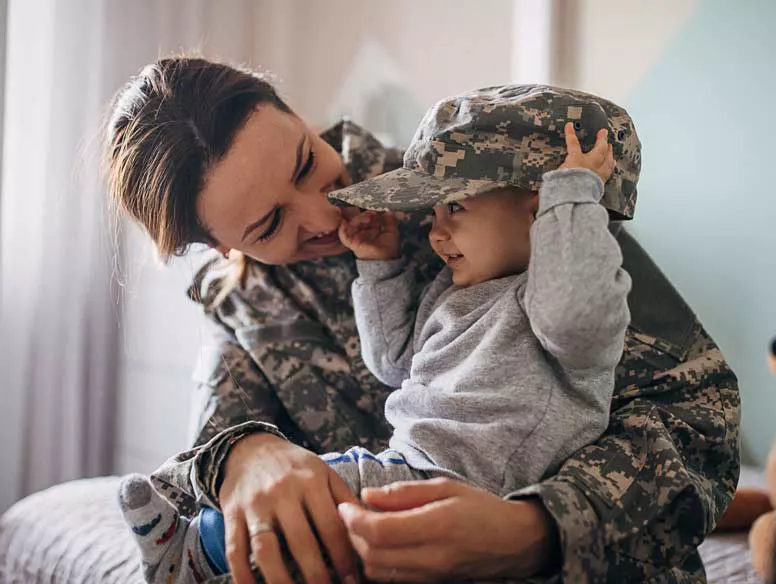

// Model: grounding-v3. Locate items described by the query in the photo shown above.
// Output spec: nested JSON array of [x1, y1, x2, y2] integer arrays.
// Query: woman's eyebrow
[[290, 135, 306, 182], [241, 206, 276, 242]]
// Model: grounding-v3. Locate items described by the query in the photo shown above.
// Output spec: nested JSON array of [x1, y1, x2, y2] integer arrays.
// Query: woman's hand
[[337, 478, 559, 583], [559, 122, 615, 184], [219, 433, 361, 584], [339, 210, 401, 261]]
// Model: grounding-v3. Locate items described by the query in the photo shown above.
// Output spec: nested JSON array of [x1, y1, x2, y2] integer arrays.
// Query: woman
[[106, 57, 740, 583]]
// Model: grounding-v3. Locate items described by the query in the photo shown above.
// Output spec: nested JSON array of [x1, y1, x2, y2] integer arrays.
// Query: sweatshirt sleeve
[[351, 258, 420, 388], [523, 168, 632, 372]]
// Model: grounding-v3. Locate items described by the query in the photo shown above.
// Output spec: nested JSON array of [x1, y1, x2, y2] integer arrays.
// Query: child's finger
[[338, 219, 353, 247], [591, 129, 610, 162], [350, 213, 373, 231], [564, 122, 582, 156], [383, 212, 398, 233]]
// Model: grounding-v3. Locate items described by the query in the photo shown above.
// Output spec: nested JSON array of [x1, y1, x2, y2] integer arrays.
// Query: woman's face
[[197, 105, 349, 265]]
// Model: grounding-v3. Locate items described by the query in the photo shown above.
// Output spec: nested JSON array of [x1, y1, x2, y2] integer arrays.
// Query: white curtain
[[0, 0, 261, 513]]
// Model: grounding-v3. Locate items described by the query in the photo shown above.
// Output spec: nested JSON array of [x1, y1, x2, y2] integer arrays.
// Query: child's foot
[[118, 473, 215, 583]]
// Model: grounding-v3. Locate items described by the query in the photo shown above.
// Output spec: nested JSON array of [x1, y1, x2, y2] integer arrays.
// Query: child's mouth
[[445, 253, 463, 266]]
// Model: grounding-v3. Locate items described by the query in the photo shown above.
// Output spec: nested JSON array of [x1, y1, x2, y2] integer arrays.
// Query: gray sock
[[118, 473, 215, 583]]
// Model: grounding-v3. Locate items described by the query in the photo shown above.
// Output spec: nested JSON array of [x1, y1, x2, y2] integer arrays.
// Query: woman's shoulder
[[320, 119, 404, 183], [187, 251, 358, 331], [188, 253, 259, 324], [617, 228, 699, 361]]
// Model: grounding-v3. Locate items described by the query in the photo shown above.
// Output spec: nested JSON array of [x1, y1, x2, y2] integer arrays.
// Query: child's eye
[[446, 201, 464, 214]]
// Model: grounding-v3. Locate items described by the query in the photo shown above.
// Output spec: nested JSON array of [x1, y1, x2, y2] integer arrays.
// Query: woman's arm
[[150, 272, 387, 584], [509, 321, 740, 581], [148, 319, 295, 516]]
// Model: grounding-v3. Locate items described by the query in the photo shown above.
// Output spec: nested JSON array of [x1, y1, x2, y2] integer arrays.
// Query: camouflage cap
[[329, 84, 641, 220]]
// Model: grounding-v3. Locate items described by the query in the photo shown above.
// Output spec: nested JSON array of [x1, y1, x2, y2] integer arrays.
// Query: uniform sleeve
[[149, 317, 304, 513], [524, 168, 631, 372], [507, 323, 741, 582]]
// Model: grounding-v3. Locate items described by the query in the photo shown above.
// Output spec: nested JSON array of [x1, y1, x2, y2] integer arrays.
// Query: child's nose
[[429, 221, 450, 242], [429, 207, 451, 242]]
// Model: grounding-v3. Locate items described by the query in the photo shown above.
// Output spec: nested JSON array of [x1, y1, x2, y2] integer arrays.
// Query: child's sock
[[118, 473, 215, 583]]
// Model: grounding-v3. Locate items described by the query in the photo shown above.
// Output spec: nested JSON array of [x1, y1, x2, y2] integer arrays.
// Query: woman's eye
[[255, 207, 283, 243], [446, 201, 463, 214], [296, 149, 316, 184]]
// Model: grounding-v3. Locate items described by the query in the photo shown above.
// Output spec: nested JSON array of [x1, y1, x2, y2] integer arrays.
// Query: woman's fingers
[[362, 477, 462, 511], [339, 499, 450, 548], [305, 487, 360, 584], [223, 511, 259, 584], [249, 528, 294, 584], [347, 534, 443, 583], [276, 503, 332, 584]]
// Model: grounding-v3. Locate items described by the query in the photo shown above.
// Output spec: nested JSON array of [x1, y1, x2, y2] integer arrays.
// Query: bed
[[0, 469, 766, 583]]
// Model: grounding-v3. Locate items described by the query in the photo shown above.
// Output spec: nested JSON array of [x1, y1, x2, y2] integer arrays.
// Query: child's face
[[429, 187, 538, 287]]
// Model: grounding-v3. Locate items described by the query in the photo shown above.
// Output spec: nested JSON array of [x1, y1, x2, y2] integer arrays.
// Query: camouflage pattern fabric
[[149, 120, 740, 583], [328, 85, 640, 221]]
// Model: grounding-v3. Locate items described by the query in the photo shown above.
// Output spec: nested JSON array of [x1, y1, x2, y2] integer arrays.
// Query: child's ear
[[528, 191, 540, 218]]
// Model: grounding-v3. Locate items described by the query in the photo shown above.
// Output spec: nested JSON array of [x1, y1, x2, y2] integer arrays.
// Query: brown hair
[[104, 56, 291, 260]]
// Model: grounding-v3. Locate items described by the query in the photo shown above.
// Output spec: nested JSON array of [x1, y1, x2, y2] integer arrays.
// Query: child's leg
[[193, 447, 425, 578], [320, 446, 425, 494], [118, 474, 216, 583]]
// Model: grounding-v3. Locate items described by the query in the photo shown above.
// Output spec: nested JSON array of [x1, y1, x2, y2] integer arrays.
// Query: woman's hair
[[104, 56, 291, 259]]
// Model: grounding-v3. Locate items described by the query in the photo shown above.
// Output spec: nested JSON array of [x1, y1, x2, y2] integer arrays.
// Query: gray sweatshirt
[[352, 168, 632, 496]]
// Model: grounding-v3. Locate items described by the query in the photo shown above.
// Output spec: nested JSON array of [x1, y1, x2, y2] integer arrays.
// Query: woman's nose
[[299, 193, 340, 234]]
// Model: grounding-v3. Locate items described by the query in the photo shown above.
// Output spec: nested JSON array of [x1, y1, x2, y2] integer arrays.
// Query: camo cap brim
[[330, 84, 641, 219], [329, 167, 511, 212]]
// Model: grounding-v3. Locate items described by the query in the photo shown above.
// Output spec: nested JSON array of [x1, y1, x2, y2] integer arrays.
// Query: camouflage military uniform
[[149, 119, 740, 583]]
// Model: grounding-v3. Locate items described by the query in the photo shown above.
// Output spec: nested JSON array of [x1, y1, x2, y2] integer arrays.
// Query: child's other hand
[[559, 122, 615, 184], [339, 210, 401, 261]]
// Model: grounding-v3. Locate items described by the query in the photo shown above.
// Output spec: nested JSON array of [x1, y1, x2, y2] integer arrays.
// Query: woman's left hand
[[337, 477, 559, 583]]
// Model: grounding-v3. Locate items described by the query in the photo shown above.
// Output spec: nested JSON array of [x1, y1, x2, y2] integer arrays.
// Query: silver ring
[[247, 520, 274, 538]]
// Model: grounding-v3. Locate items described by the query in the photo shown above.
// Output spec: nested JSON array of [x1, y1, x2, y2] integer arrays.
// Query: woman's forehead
[[211, 107, 300, 189], [199, 107, 302, 231]]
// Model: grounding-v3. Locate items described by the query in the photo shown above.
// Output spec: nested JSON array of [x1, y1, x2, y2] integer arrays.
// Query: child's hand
[[559, 122, 615, 184], [339, 210, 401, 261]]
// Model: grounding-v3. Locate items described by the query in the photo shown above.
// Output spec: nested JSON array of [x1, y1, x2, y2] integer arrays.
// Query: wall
[[257, 0, 515, 141], [576, 0, 775, 466]]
